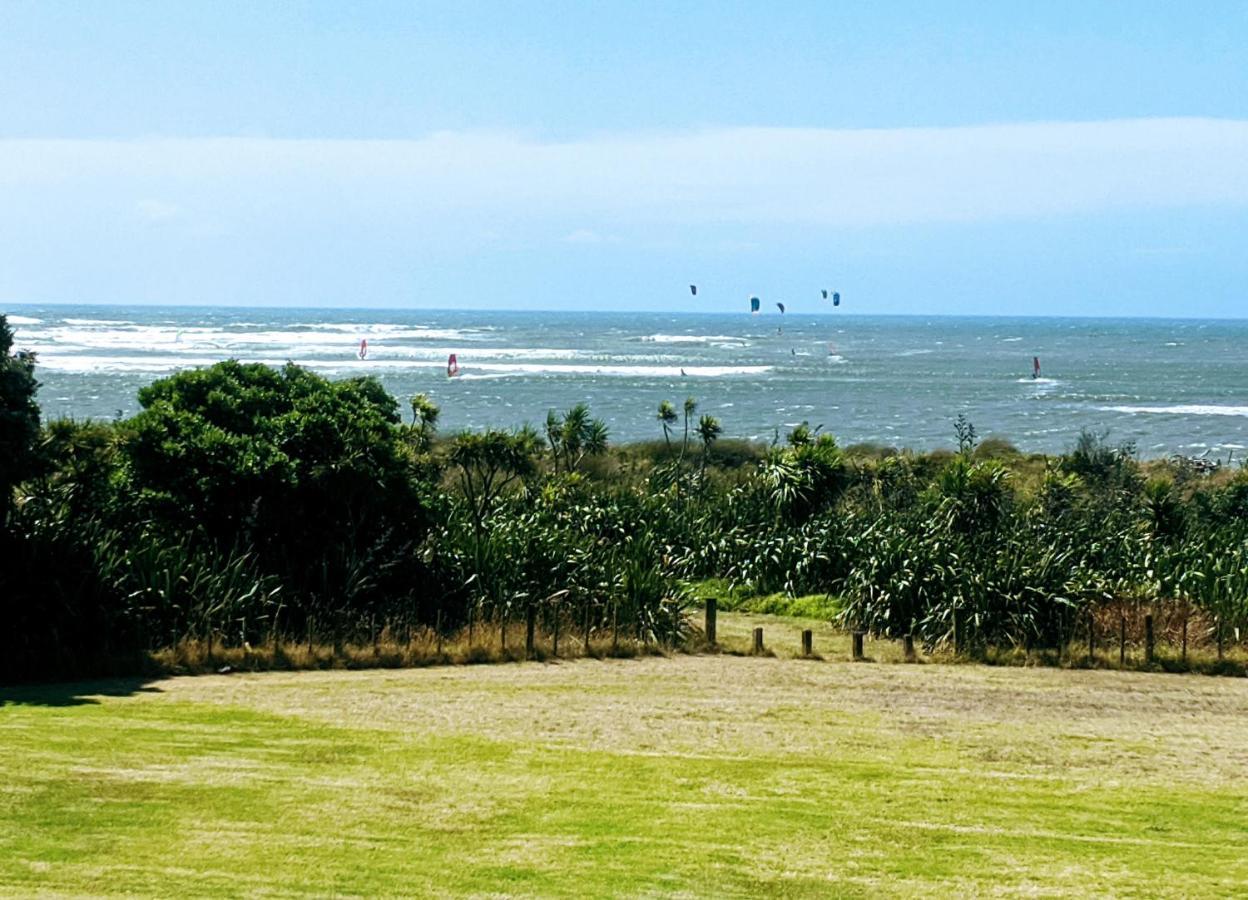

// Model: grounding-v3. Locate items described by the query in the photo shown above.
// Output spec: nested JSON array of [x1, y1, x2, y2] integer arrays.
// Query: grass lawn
[[2, 613, 1247, 897]]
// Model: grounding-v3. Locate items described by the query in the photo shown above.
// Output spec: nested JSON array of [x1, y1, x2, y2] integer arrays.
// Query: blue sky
[[1, 1, 1246, 315]]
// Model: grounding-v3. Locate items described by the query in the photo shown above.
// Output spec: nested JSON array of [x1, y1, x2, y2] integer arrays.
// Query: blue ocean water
[[6, 305, 1248, 458]]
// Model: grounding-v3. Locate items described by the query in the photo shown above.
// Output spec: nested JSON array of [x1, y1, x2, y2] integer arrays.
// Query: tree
[[409, 393, 440, 451], [545, 403, 609, 475], [696, 414, 722, 478], [657, 401, 678, 455], [449, 427, 541, 536], [120, 361, 433, 576], [0, 315, 41, 527]]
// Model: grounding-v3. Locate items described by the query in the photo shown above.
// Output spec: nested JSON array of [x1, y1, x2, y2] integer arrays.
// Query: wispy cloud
[[1, 119, 1246, 235]]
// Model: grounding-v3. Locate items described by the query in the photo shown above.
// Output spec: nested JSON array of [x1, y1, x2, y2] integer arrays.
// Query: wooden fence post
[[1144, 614, 1155, 664], [525, 603, 536, 660], [801, 629, 813, 657], [583, 602, 592, 655], [903, 634, 916, 662], [705, 598, 717, 646], [1119, 615, 1126, 665], [1087, 611, 1095, 665], [1181, 612, 1188, 663], [552, 599, 561, 658], [952, 610, 962, 656], [436, 609, 443, 657], [612, 604, 619, 651], [852, 631, 865, 661], [752, 627, 764, 654]]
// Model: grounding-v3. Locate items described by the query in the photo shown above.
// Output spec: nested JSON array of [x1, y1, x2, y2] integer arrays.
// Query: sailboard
[[447, 353, 460, 378], [357, 339, 368, 360], [1032, 356, 1041, 379]]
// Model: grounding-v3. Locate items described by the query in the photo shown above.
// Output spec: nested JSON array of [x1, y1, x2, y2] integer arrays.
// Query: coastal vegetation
[[2, 313, 1247, 682]]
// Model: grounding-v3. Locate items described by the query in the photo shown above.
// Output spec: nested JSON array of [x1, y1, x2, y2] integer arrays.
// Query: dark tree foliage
[[0, 315, 41, 526]]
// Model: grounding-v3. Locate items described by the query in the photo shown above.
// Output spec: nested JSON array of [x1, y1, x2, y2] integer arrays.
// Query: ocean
[[6, 305, 1248, 458]]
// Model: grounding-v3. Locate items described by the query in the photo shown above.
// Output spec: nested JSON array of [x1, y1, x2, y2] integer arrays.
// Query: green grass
[[3, 640, 1248, 897]]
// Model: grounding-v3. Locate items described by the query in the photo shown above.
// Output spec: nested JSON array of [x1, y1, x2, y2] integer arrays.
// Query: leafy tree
[[545, 403, 609, 475], [656, 400, 678, 454], [120, 361, 433, 590], [0, 315, 41, 527]]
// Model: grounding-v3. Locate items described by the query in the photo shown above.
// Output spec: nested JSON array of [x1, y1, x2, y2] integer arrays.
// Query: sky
[[1, 1, 1247, 316]]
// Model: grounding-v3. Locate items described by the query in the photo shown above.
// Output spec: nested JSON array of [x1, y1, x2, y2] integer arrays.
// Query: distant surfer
[[680, 367, 687, 377], [447, 353, 460, 378], [357, 339, 368, 360], [1032, 356, 1041, 380]]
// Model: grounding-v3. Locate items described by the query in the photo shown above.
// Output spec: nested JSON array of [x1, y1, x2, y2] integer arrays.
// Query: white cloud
[[1, 118, 1246, 233]]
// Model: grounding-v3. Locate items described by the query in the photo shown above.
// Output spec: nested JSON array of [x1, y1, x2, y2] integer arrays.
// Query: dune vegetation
[[2, 312, 1248, 683]]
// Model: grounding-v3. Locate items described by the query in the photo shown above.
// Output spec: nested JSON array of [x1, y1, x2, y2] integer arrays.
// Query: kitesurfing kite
[[749, 296, 760, 314], [447, 353, 460, 378], [833, 292, 840, 307], [357, 339, 368, 360], [776, 302, 786, 314], [689, 284, 697, 296]]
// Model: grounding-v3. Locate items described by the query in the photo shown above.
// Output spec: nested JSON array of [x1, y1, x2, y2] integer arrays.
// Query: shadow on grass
[[0, 675, 163, 708]]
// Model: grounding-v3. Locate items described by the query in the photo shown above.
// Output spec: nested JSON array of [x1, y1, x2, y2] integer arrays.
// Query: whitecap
[[1100, 404, 1248, 418], [640, 334, 746, 345], [6, 315, 42, 325], [1001, 337, 1023, 342]]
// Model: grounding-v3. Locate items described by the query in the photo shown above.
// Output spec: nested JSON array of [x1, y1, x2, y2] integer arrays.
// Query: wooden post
[[852, 631, 865, 661], [372, 615, 380, 656], [1119, 615, 1126, 665], [952, 610, 962, 656], [1144, 614, 1154, 664], [705, 598, 718, 645], [467, 606, 474, 648], [552, 599, 561, 657], [436, 609, 443, 656], [903, 633, 916, 662], [583, 602, 592, 655], [612, 604, 619, 651], [751, 626, 764, 654], [525, 603, 536, 660], [801, 629, 813, 657], [1087, 611, 1095, 665], [500, 612, 507, 651], [1217, 617, 1225, 661], [1182, 613, 1188, 663]]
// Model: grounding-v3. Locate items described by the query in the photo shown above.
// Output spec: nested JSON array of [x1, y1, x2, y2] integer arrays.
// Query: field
[[3, 613, 1247, 898]]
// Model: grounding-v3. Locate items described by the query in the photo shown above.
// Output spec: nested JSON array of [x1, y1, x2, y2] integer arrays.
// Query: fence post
[[1119, 615, 1126, 665], [553, 599, 561, 658], [583, 602, 592, 655], [903, 633, 916, 662], [1217, 617, 1225, 661], [436, 609, 443, 657], [1087, 611, 1095, 665], [612, 604, 619, 651], [1181, 612, 1188, 663], [1144, 614, 1155, 664], [752, 627, 764, 654], [852, 631, 865, 661], [801, 629, 813, 657], [952, 610, 962, 656], [525, 603, 536, 660], [705, 598, 718, 646]]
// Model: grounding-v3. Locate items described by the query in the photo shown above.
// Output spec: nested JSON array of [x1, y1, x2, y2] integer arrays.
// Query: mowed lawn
[[3, 616, 1248, 898]]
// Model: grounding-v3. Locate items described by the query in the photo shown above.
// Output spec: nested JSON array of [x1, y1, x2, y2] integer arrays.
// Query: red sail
[[1032, 356, 1041, 378], [447, 353, 460, 377]]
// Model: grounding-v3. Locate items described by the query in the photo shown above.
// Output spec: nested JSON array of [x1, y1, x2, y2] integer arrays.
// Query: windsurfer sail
[[447, 353, 460, 378], [357, 339, 368, 360], [1032, 356, 1041, 379]]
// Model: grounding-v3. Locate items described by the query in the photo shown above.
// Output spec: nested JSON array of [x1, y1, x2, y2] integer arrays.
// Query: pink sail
[[447, 353, 460, 378]]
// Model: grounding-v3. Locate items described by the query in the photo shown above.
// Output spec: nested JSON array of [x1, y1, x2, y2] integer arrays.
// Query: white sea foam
[[6, 315, 42, 325], [1100, 404, 1248, 418], [62, 318, 132, 326], [640, 334, 746, 344], [896, 348, 933, 356], [1017, 377, 1059, 384], [34, 353, 771, 379]]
